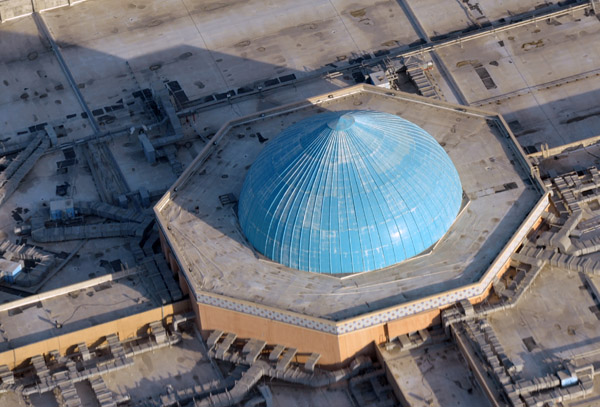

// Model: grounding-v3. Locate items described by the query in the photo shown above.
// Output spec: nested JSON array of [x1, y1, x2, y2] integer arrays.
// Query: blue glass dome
[[238, 110, 462, 274]]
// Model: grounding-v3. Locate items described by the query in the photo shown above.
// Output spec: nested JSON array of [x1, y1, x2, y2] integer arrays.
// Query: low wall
[[0, 299, 190, 369], [528, 133, 600, 160], [374, 345, 411, 407], [0, 267, 139, 313], [0, 0, 86, 22]]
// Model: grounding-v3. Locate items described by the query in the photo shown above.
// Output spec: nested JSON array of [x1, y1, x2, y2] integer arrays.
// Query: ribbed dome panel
[[238, 110, 462, 274]]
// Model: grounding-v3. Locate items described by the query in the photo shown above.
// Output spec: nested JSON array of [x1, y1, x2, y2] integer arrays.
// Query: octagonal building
[[238, 110, 463, 274], [155, 85, 548, 366]]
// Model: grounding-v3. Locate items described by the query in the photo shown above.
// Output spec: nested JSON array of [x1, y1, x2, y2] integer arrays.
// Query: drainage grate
[[264, 78, 279, 87], [219, 193, 237, 206], [473, 63, 497, 90], [279, 74, 297, 83], [522, 336, 538, 352]]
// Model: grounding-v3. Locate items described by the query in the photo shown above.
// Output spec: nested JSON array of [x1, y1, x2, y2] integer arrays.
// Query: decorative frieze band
[[196, 194, 549, 335]]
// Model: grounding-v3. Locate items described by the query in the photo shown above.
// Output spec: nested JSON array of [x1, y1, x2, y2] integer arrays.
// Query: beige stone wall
[[195, 302, 343, 365], [0, 0, 33, 22], [159, 233, 190, 297], [196, 302, 449, 366], [387, 308, 440, 339], [337, 324, 386, 363], [0, 300, 190, 369], [0, 0, 91, 22]]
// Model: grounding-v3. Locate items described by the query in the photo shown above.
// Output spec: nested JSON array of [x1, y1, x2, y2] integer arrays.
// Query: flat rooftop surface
[[378, 341, 489, 407], [535, 143, 600, 178], [5, 327, 364, 406], [269, 385, 355, 407], [103, 331, 221, 403], [0, 0, 580, 140], [436, 7, 600, 149], [0, 274, 157, 352], [489, 265, 600, 379], [0, 0, 422, 138], [157, 87, 543, 320]]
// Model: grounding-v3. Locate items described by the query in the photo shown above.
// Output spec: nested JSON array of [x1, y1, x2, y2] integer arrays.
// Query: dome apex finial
[[327, 113, 355, 130]]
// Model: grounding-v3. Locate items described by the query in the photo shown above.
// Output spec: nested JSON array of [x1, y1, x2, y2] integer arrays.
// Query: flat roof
[[378, 341, 490, 406], [156, 85, 545, 320], [0, 274, 158, 352], [434, 7, 600, 149], [489, 265, 600, 379]]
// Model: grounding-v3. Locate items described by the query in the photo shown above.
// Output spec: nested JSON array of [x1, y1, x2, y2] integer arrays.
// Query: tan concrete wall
[[168, 252, 179, 274], [0, 267, 139, 313], [0, 0, 88, 22], [195, 302, 343, 365], [0, 300, 190, 369], [338, 324, 385, 363], [531, 214, 545, 232], [0, 0, 33, 21], [32, 0, 68, 11], [196, 302, 444, 366], [177, 269, 190, 297], [159, 231, 189, 296], [387, 308, 440, 339]]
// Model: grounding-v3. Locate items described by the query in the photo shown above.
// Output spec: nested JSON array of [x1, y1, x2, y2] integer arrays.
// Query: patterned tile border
[[196, 293, 338, 334], [196, 192, 550, 336]]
